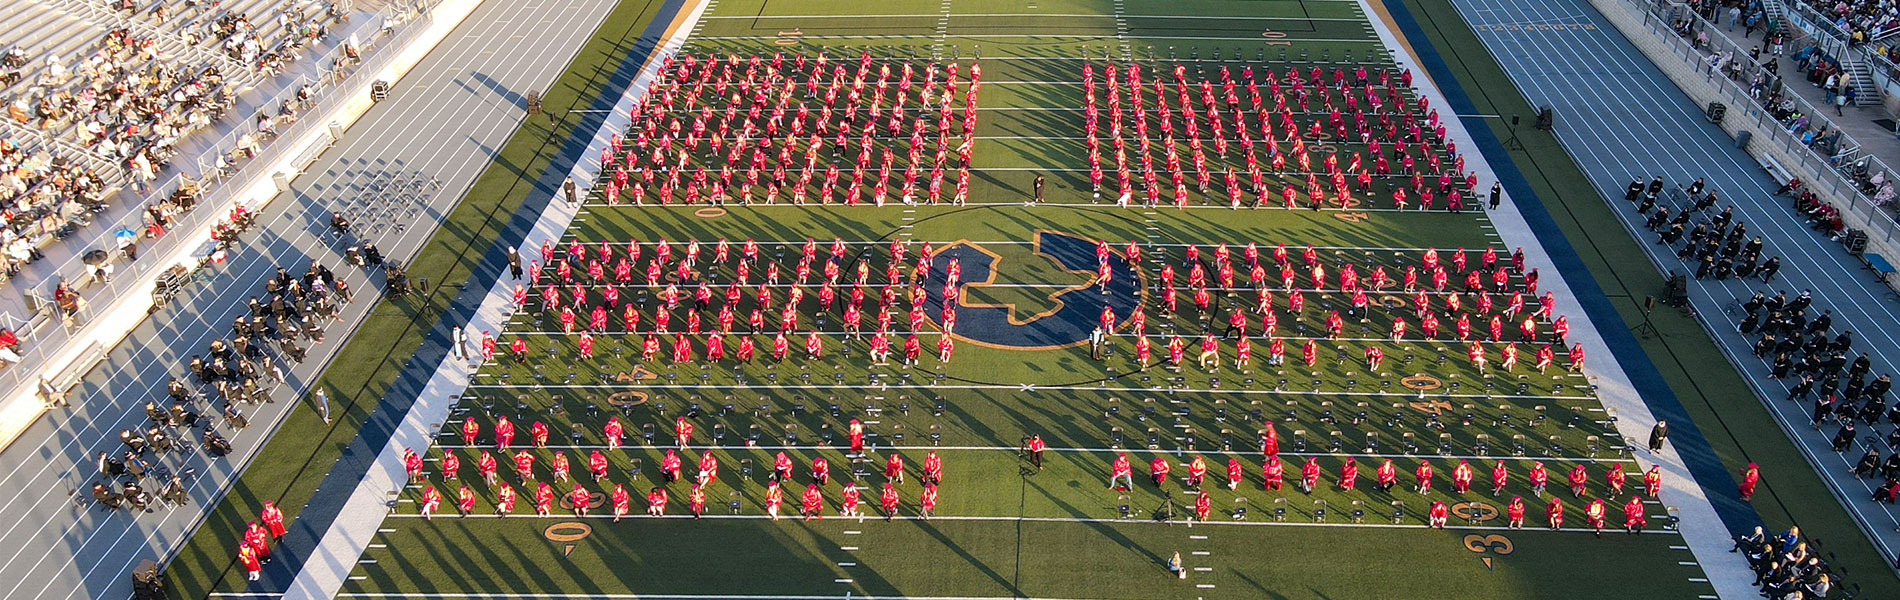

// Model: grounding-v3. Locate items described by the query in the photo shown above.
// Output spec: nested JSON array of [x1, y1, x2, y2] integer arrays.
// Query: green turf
[[162, 0, 1766, 596], [1390, 0, 1900, 593], [160, 0, 675, 596], [346, 503, 1704, 600], [331, 0, 1726, 597]]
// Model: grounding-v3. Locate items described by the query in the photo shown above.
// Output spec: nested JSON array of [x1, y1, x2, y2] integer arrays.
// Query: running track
[[0, 0, 622, 596]]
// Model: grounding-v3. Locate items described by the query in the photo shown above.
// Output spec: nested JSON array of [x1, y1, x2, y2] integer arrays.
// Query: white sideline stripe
[[1393, 0, 1754, 596], [277, 0, 715, 599]]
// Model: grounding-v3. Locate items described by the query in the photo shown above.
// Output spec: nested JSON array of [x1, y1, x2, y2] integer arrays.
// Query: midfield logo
[[922, 231, 1142, 349]]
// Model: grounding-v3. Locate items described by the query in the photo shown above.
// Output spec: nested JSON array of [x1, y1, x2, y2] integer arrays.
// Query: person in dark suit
[[1648, 420, 1669, 452]]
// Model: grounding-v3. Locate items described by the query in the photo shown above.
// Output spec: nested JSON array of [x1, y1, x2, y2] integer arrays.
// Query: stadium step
[[32, 0, 257, 88], [1843, 57, 1881, 106]]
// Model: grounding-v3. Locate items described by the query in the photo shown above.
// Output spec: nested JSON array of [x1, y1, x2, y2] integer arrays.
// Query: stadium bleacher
[[0, 0, 348, 288]]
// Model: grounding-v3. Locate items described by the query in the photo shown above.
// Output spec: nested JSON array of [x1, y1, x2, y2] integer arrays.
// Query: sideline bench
[[1862, 251, 1895, 282]]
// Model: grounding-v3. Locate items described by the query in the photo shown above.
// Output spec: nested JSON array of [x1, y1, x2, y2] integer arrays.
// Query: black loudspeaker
[[130, 560, 164, 600], [1535, 106, 1555, 131], [1666, 273, 1689, 307], [1706, 101, 1727, 124], [370, 81, 390, 101], [1846, 229, 1869, 255]]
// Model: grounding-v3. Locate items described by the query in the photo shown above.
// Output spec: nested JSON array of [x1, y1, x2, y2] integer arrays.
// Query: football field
[[334, 0, 1723, 598]]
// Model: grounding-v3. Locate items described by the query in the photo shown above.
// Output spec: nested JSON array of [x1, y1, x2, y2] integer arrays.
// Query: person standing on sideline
[[508, 247, 523, 280], [1489, 182, 1503, 209], [1032, 175, 1045, 204], [1648, 420, 1668, 452], [311, 388, 331, 425], [452, 324, 468, 361]]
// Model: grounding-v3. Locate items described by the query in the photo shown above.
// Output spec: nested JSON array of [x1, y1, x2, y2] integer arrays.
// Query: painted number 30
[[1462, 533, 1514, 571]]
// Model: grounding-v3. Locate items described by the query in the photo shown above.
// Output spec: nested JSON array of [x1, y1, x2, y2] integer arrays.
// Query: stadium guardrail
[[1637, 0, 1900, 246]]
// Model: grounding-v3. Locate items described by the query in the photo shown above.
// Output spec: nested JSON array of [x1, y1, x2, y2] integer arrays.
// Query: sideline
[[1371, 0, 1756, 597], [274, 0, 710, 597]]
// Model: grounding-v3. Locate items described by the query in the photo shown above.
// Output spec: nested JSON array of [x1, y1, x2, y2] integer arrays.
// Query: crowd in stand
[[1671, 0, 1900, 209], [0, 139, 110, 279], [1799, 0, 1900, 46], [0, 1, 345, 287]]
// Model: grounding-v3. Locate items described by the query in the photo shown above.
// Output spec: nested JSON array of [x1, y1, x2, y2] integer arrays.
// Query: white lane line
[[10, 3, 617, 597]]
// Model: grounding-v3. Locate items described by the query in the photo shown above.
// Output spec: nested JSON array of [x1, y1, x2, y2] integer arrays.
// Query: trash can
[[1734, 130, 1752, 150]]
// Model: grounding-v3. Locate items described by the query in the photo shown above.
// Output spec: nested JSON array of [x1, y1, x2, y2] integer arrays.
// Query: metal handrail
[[1642, 0, 1900, 243]]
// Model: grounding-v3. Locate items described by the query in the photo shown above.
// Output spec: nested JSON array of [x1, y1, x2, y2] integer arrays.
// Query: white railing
[[1640, 0, 1900, 242]]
